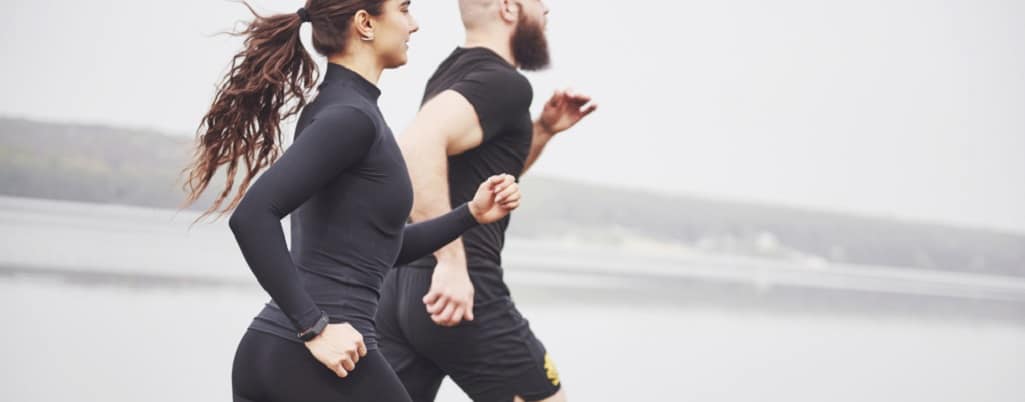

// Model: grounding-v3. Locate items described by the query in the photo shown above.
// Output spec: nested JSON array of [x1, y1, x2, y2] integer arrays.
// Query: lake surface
[[2, 196, 1023, 401]]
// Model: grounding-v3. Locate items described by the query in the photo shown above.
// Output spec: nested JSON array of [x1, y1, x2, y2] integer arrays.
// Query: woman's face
[[371, 0, 419, 68]]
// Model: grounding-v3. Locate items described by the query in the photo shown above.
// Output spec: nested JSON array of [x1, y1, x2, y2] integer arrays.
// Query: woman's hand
[[304, 323, 368, 378], [469, 174, 521, 224]]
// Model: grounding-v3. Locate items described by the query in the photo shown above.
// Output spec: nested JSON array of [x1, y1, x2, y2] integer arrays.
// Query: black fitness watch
[[298, 312, 330, 342]]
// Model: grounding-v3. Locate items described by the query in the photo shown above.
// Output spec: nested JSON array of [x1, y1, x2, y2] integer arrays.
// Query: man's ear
[[498, 0, 519, 23]]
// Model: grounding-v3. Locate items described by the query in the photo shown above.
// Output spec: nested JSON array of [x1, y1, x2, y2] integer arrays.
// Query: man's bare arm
[[398, 89, 487, 326], [522, 120, 555, 174], [520, 89, 599, 176]]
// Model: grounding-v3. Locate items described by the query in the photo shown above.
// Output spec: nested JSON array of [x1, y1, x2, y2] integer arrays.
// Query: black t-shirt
[[229, 63, 479, 349], [404, 47, 533, 300]]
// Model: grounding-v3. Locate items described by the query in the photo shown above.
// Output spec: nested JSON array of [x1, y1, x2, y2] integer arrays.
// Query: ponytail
[[182, 2, 315, 219], [182, 0, 386, 220]]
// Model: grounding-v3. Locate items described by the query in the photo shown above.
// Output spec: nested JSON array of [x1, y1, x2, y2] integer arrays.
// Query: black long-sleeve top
[[228, 63, 479, 350]]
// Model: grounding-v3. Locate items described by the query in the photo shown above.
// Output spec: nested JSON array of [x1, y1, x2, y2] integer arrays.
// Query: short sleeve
[[449, 66, 533, 143]]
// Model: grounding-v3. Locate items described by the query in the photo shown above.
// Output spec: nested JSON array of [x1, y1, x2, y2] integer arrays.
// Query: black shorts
[[376, 267, 562, 402], [232, 329, 412, 402]]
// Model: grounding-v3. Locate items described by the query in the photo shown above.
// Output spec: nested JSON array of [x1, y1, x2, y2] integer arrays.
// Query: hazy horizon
[[3, 0, 1023, 234]]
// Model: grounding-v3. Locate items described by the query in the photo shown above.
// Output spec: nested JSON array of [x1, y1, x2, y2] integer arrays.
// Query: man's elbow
[[409, 196, 451, 221]]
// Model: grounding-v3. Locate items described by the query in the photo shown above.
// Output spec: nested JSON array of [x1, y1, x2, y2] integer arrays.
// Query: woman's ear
[[353, 9, 375, 40]]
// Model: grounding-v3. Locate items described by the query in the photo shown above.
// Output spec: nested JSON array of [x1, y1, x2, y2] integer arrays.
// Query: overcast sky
[[2, 0, 1023, 234]]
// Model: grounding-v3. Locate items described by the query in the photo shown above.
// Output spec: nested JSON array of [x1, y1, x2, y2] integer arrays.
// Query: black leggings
[[232, 330, 412, 402]]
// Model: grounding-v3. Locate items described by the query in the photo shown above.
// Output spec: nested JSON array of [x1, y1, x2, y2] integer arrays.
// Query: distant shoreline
[[4, 260, 1024, 326], [4, 115, 1025, 279]]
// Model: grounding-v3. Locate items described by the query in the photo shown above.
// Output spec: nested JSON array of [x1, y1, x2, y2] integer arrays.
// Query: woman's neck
[[327, 53, 383, 86]]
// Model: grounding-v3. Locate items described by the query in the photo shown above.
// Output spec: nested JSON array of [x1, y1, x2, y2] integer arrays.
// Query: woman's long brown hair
[[182, 0, 384, 220]]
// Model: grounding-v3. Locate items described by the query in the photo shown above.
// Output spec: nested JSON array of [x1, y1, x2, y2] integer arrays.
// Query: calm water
[[2, 197, 1024, 401]]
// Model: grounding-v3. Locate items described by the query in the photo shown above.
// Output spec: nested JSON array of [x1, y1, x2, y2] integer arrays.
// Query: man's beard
[[511, 13, 550, 71]]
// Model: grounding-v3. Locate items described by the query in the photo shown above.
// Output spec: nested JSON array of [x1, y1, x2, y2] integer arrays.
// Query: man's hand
[[536, 89, 598, 137], [522, 89, 599, 174], [424, 258, 475, 327]]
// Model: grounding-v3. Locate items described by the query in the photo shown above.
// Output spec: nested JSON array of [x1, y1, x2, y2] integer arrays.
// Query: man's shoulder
[[443, 48, 524, 79]]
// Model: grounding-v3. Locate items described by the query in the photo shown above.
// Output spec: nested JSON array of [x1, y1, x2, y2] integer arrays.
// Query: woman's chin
[[387, 53, 409, 69]]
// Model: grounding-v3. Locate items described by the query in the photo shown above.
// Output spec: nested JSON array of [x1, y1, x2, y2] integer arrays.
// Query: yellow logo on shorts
[[543, 353, 560, 386]]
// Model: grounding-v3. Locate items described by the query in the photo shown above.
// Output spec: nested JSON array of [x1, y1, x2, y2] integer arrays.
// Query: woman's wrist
[[298, 312, 329, 342], [466, 201, 482, 223]]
